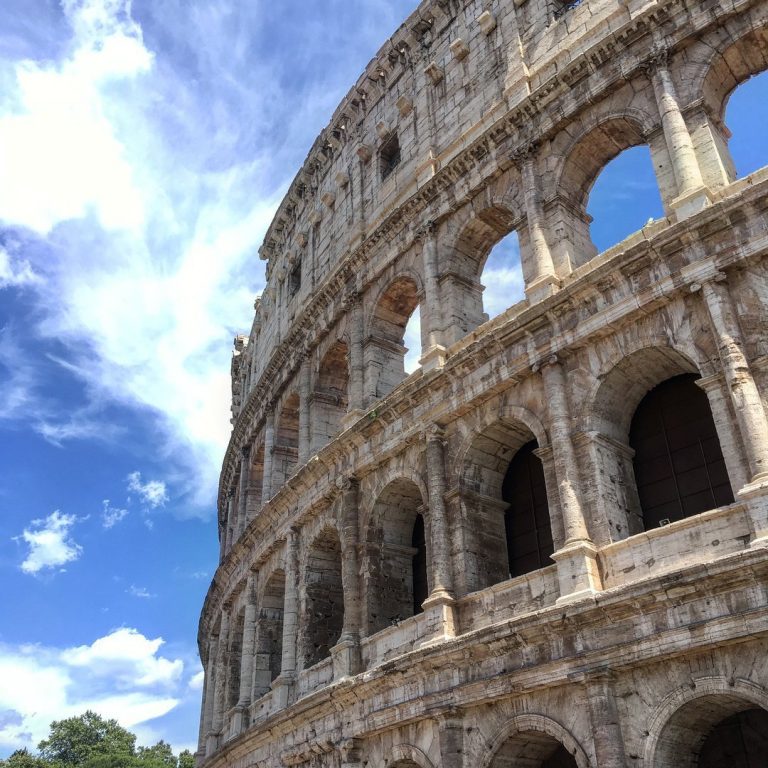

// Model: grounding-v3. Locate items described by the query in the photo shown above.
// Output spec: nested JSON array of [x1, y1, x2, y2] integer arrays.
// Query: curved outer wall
[[198, 1, 768, 767]]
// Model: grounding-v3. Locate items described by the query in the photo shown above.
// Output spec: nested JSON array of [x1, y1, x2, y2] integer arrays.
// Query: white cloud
[[187, 669, 204, 692], [0, 628, 189, 753], [127, 585, 155, 599], [102, 499, 129, 528], [16, 511, 83, 575], [127, 471, 169, 508], [0, 246, 40, 289]]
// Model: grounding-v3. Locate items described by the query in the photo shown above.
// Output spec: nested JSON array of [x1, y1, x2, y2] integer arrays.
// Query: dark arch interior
[[366, 478, 426, 633], [629, 373, 734, 530], [303, 528, 344, 667], [253, 571, 285, 696], [411, 513, 428, 616], [314, 339, 350, 449], [489, 731, 579, 768], [698, 708, 768, 767], [503, 440, 554, 578]]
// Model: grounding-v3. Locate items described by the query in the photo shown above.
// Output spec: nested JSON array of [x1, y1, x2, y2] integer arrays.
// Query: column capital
[[510, 139, 540, 166], [343, 291, 363, 311], [335, 474, 359, 492], [640, 46, 669, 77], [415, 220, 438, 242], [423, 423, 447, 443], [532, 353, 559, 373]]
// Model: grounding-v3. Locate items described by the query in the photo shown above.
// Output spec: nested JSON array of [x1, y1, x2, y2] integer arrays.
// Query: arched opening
[[448, 206, 522, 344], [700, 29, 768, 185], [630, 373, 734, 530], [247, 443, 265, 517], [300, 527, 344, 668], [273, 392, 299, 488], [587, 146, 664, 252], [503, 440, 554, 578], [557, 117, 668, 268], [481, 231, 524, 321], [652, 694, 768, 768], [226, 609, 245, 710], [365, 478, 428, 634], [460, 420, 554, 593], [313, 340, 349, 451], [489, 731, 579, 768], [724, 69, 768, 179], [366, 276, 421, 401], [252, 570, 285, 698], [403, 305, 421, 375]]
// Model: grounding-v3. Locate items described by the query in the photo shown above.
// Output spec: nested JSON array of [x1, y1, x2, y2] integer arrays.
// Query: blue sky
[[0, 0, 766, 756]]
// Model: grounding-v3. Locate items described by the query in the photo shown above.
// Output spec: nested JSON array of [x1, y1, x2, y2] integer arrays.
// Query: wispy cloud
[[0, 0, 422, 513], [16, 510, 83, 575], [127, 471, 168, 509], [127, 585, 156, 599], [0, 628, 195, 753], [102, 499, 129, 528]]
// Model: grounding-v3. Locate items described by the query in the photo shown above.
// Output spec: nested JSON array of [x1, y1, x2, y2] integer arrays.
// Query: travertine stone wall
[[199, 0, 768, 766]]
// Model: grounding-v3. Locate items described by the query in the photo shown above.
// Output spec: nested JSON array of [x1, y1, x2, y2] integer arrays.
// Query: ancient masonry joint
[[197, 0, 768, 766]]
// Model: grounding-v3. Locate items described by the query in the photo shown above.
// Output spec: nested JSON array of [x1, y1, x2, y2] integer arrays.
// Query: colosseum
[[196, 0, 768, 765]]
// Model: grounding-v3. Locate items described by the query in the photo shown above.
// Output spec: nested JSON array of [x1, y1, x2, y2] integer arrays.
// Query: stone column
[[418, 425, 458, 647], [513, 144, 559, 302], [436, 709, 464, 768], [696, 276, 768, 544], [583, 671, 628, 768], [224, 489, 235, 555], [199, 636, 217, 757], [345, 294, 365, 419], [298, 357, 312, 465], [262, 410, 275, 502], [236, 446, 250, 539], [332, 476, 362, 679], [272, 528, 299, 708], [207, 609, 230, 755], [232, 572, 258, 735], [418, 223, 447, 371], [646, 50, 709, 216], [539, 356, 602, 601]]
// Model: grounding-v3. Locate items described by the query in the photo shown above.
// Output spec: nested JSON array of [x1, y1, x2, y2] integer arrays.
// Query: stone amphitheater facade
[[196, 0, 768, 766]]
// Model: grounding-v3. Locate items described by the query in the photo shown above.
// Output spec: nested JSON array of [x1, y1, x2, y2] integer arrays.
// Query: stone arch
[[248, 442, 265, 514], [252, 568, 285, 698], [645, 677, 768, 768], [697, 26, 768, 127], [273, 391, 299, 488], [588, 345, 734, 535], [458, 410, 555, 591], [365, 272, 423, 401], [300, 524, 344, 668], [313, 337, 350, 451], [384, 745, 436, 768], [482, 713, 591, 768], [549, 111, 665, 268], [226, 606, 246, 710], [442, 203, 524, 340], [363, 476, 428, 635]]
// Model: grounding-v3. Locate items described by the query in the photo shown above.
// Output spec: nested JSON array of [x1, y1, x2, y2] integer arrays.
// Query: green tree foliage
[[38, 711, 136, 766], [1, 713, 192, 768]]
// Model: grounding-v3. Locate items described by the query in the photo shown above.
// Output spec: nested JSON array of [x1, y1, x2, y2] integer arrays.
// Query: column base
[[525, 273, 560, 305], [229, 704, 249, 737], [270, 673, 296, 710], [331, 636, 362, 680], [552, 540, 602, 605], [738, 475, 768, 547], [416, 591, 458, 648], [671, 185, 713, 221], [204, 732, 219, 757], [419, 344, 448, 372]]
